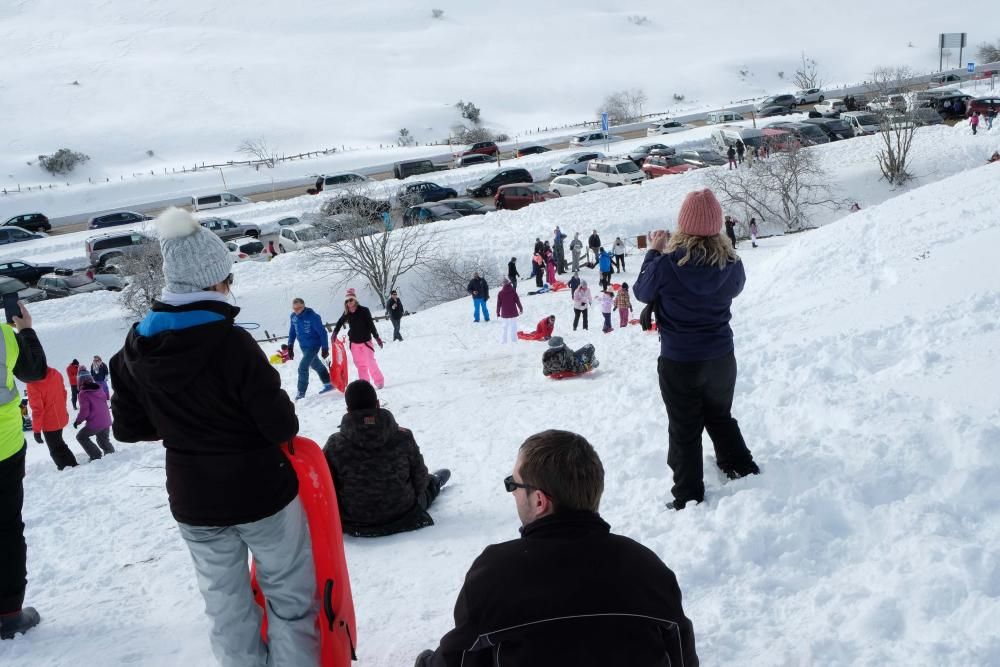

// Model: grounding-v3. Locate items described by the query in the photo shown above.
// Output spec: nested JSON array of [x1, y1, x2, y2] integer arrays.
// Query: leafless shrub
[[673, 93, 685, 102], [431, 8, 444, 19], [599, 88, 647, 124], [415, 252, 504, 307], [115, 235, 164, 319], [869, 65, 917, 185], [397, 128, 415, 147], [237, 137, 277, 168], [793, 52, 823, 89], [38, 148, 90, 175], [977, 39, 1000, 63]]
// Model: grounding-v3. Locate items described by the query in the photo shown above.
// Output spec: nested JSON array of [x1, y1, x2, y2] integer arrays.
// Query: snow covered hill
[[0, 0, 981, 190], [2, 145, 1000, 665]]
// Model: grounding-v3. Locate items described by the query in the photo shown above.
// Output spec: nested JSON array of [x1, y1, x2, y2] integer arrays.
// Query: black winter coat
[[323, 408, 431, 536], [588, 233, 601, 249], [387, 297, 404, 322], [110, 300, 299, 526], [467, 277, 489, 300], [507, 261, 519, 280], [422, 511, 698, 667], [332, 305, 381, 345]]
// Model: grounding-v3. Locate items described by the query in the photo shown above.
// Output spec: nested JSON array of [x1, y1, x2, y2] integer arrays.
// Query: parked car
[[397, 181, 458, 206], [795, 88, 825, 105], [466, 168, 533, 197], [970, 96, 1000, 115], [677, 149, 728, 167], [0, 227, 45, 245], [711, 126, 765, 153], [839, 111, 881, 136], [866, 95, 907, 113], [642, 155, 697, 178], [646, 120, 694, 136], [277, 223, 326, 253], [627, 144, 675, 165], [569, 132, 623, 147], [317, 172, 372, 190], [756, 94, 798, 111], [0, 259, 56, 285], [802, 118, 854, 140], [86, 230, 155, 267], [318, 214, 382, 242], [769, 122, 830, 145], [927, 73, 962, 88], [760, 128, 798, 152], [91, 270, 128, 292], [587, 158, 646, 187], [758, 105, 795, 118], [87, 210, 150, 230], [437, 198, 494, 216], [549, 151, 604, 177], [401, 203, 463, 226], [514, 145, 551, 158], [36, 270, 107, 299], [392, 159, 450, 180], [548, 174, 609, 197], [192, 192, 251, 211], [0, 275, 45, 304], [906, 108, 945, 126], [815, 98, 847, 115], [706, 111, 745, 124], [225, 236, 266, 262], [3, 213, 51, 233], [320, 195, 391, 221], [933, 93, 973, 118], [453, 153, 495, 168], [494, 183, 558, 211], [460, 141, 499, 157], [199, 217, 260, 240]]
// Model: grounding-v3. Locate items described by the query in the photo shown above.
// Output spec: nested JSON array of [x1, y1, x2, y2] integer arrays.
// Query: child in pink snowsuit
[[332, 288, 385, 389]]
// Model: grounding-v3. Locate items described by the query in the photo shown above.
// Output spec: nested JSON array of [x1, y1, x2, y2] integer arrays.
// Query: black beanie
[[345, 380, 378, 412]]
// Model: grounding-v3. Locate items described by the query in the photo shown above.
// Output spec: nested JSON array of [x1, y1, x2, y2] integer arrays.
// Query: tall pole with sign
[[601, 112, 609, 152]]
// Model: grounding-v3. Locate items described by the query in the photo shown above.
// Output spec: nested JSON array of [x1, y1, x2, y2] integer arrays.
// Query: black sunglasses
[[504, 475, 543, 495]]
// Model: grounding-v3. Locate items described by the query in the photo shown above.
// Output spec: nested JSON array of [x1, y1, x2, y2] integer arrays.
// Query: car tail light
[[238, 253, 248, 259]]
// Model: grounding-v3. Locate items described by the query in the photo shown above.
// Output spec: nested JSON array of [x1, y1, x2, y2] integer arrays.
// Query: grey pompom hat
[[154, 207, 235, 293]]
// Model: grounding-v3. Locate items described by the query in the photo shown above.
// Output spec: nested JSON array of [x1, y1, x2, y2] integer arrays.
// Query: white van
[[711, 126, 764, 153], [192, 192, 251, 211], [706, 110, 745, 125], [839, 111, 881, 137], [570, 131, 624, 147], [586, 158, 646, 186]]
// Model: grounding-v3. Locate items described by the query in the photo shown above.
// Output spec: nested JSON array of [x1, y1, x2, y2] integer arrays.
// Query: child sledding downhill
[[332, 288, 385, 390], [541, 336, 599, 378], [518, 315, 555, 341]]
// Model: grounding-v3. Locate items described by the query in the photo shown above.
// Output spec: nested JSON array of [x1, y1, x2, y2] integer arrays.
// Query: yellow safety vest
[[0, 323, 23, 462]]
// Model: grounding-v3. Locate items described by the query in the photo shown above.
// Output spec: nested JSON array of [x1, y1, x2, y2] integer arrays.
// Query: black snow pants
[[657, 352, 755, 504], [573, 309, 589, 330], [42, 431, 78, 470], [0, 445, 27, 614]]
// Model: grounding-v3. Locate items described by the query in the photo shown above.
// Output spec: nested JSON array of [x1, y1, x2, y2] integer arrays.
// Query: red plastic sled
[[517, 331, 547, 341], [330, 337, 349, 393], [549, 280, 568, 292], [251, 437, 357, 666], [547, 369, 594, 380]]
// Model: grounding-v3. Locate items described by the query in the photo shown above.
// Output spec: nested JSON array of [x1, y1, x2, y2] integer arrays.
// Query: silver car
[[549, 151, 605, 177]]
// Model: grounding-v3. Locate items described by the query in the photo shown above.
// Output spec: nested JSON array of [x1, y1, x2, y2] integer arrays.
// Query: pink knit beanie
[[345, 287, 357, 300], [677, 189, 723, 237]]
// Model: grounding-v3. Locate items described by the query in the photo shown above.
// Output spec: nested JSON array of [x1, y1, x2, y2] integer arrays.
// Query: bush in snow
[[116, 237, 165, 319], [453, 126, 495, 144], [37, 148, 90, 175], [600, 88, 647, 124], [673, 93, 685, 102], [416, 252, 504, 308], [869, 65, 916, 185], [431, 8, 444, 19], [455, 100, 481, 125], [237, 137, 277, 168], [397, 128, 416, 147], [627, 15, 649, 26], [977, 39, 1000, 63]]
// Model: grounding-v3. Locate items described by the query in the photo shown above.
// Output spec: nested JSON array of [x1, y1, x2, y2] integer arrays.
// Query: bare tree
[[237, 137, 277, 168], [707, 143, 843, 231], [793, 52, 823, 90], [599, 88, 648, 124], [414, 252, 504, 307], [869, 65, 917, 185], [397, 128, 415, 147], [977, 39, 1000, 64], [115, 236, 164, 319]]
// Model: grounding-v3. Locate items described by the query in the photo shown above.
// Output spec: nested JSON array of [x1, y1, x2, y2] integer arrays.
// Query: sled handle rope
[[236, 321, 261, 331]]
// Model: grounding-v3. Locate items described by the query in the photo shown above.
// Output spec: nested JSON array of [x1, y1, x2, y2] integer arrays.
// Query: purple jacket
[[495, 283, 523, 319], [76, 385, 112, 431]]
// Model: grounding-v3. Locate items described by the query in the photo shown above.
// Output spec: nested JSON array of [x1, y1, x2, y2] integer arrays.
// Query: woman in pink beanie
[[633, 188, 759, 510]]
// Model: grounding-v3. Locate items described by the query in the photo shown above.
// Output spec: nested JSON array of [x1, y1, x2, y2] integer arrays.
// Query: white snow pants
[[178, 496, 319, 667], [500, 317, 518, 343]]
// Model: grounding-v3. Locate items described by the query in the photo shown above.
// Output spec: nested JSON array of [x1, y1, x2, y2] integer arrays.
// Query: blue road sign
[[967, 62, 975, 73], [601, 112, 609, 132]]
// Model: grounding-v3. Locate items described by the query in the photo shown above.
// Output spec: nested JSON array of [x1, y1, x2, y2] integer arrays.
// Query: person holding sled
[[109, 207, 319, 666], [496, 278, 523, 344], [324, 380, 450, 538], [26, 367, 78, 470], [467, 272, 491, 323], [542, 337, 598, 377], [333, 288, 385, 389], [288, 297, 334, 400], [386, 289, 405, 342], [73, 368, 115, 460], [415, 430, 697, 667], [614, 283, 633, 329], [572, 280, 592, 331], [634, 189, 759, 511]]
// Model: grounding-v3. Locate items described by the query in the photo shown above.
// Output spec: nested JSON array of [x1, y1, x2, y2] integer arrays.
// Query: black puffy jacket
[[332, 305, 381, 345]]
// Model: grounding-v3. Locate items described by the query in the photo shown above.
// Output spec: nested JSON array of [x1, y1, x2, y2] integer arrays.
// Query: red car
[[969, 96, 1000, 115], [494, 183, 559, 210], [461, 141, 499, 157], [642, 155, 696, 178]]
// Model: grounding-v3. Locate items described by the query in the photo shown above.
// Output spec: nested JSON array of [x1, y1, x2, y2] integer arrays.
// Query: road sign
[[967, 62, 975, 73], [600, 112, 609, 132]]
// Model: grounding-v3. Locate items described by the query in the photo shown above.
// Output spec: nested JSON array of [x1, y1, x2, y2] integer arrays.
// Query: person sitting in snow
[[542, 337, 598, 377], [323, 380, 450, 538], [535, 315, 556, 340], [414, 430, 698, 667]]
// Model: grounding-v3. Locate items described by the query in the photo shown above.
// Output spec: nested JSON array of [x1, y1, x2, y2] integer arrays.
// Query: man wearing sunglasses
[[416, 430, 698, 667]]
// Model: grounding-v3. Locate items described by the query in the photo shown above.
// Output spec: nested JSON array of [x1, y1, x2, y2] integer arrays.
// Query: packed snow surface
[[2, 121, 1000, 663]]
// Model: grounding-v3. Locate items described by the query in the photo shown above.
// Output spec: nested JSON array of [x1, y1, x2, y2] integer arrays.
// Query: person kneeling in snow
[[542, 336, 598, 377], [414, 430, 698, 667], [324, 380, 450, 538]]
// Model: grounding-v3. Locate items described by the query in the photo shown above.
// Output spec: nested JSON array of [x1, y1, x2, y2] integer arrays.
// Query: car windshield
[[65, 275, 95, 288], [856, 114, 878, 126], [0, 277, 26, 291], [561, 155, 583, 164], [616, 162, 640, 173], [575, 176, 599, 185], [295, 227, 326, 242], [459, 200, 483, 209], [796, 125, 826, 139]]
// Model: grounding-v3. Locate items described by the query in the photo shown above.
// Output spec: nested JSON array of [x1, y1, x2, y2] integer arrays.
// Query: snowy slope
[[0, 0, 983, 190], [2, 156, 1000, 665]]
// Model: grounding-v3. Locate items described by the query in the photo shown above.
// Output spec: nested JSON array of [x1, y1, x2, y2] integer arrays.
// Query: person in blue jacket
[[288, 298, 333, 400], [633, 188, 759, 511], [598, 247, 613, 291]]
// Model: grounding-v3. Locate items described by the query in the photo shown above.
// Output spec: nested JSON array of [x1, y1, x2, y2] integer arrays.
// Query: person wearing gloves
[[614, 283, 633, 328], [598, 290, 615, 333], [612, 237, 627, 273], [572, 280, 592, 331], [386, 290, 405, 342], [568, 272, 581, 299], [467, 272, 491, 322], [634, 188, 759, 511], [541, 337, 598, 376], [496, 278, 524, 344], [66, 359, 80, 410], [288, 297, 333, 400], [570, 233, 584, 272], [73, 368, 115, 460], [333, 288, 385, 389], [26, 367, 77, 470], [109, 207, 319, 666]]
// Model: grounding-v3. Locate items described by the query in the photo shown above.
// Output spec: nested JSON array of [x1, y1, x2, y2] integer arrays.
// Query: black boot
[[431, 469, 451, 488], [666, 498, 702, 511], [722, 461, 761, 481], [0, 608, 41, 640]]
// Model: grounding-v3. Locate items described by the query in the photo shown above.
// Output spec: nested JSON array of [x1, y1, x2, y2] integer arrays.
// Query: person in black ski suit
[[386, 290, 405, 342], [541, 337, 598, 376], [735, 140, 745, 164], [724, 216, 738, 248], [587, 230, 601, 264], [507, 257, 520, 291], [414, 430, 698, 667], [324, 380, 449, 537]]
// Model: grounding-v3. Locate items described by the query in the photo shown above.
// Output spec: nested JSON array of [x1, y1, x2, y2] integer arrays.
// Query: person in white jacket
[[572, 280, 592, 331], [612, 237, 626, 273]]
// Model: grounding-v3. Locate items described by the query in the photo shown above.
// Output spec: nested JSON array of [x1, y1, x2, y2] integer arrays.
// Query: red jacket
[[27, 368, 70, 434], [66, 362, 80, 386], [535, 317, 555, 339]]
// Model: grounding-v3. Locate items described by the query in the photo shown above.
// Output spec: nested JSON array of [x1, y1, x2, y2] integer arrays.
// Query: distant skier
[[386, 289, 404, 342], [587, 230, 602, 264], [507, 257, 520, 291], [333, 288, 385, 389], [570, 232, 583, 272], [466, 272, 491, 323], [572, 280, 592, 331], [614, 283, 633, 328], [612, 237, 626, 273], [288, 297, 334, 399], [496, 278, 524, 344]]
